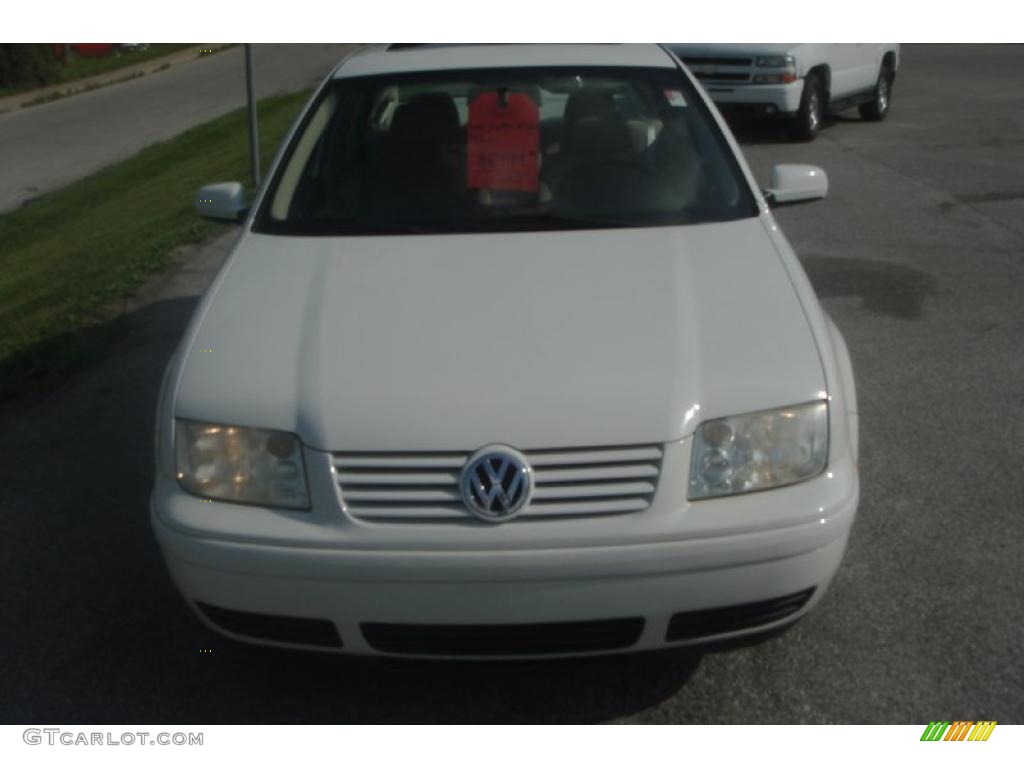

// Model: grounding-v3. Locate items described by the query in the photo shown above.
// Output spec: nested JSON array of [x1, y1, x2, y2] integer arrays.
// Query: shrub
[[0, 44, 56, 89]]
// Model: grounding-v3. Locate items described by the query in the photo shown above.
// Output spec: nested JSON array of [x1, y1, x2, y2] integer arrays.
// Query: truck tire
[[791, 72, 824, 142], [859, 62, 893, 121]]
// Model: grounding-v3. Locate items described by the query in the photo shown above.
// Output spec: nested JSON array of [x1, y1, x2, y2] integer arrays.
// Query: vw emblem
[[459, 445, 533, 522]]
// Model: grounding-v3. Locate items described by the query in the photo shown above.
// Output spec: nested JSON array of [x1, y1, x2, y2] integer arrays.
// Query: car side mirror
[[195, 182, 248, 222], [764, 164, 828, 207]]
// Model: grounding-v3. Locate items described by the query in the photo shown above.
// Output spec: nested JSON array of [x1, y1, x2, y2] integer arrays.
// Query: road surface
[[0, 44, 357, 213]]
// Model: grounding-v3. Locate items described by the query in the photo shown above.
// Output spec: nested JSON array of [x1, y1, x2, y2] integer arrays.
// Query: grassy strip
[[0, 45, 203, 99], [0, 89, 310, 399]]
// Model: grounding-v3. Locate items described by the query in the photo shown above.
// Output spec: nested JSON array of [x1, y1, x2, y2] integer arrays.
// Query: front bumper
[[702, 79, 805, 116], [151, 444, 858, 658]]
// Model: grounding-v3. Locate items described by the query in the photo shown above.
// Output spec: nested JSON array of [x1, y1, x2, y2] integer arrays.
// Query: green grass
[[0, 44, 203, 99], [0, 89, 309, 398]]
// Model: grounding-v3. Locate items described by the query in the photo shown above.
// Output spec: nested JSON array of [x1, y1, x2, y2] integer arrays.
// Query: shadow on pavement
[[0, 297, 702, 723], [800, 255, 937, 321], [728, 114, 847, 146]]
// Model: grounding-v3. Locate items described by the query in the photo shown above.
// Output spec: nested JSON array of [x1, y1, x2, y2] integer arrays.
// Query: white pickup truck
[[665, 44, 900, 141]]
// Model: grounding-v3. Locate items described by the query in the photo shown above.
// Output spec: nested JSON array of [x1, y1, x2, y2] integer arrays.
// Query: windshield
[[255, 67, 758, 235]]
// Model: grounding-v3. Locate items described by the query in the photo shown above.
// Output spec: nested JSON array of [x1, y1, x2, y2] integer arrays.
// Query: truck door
[[850, 44, 883, 92], [828, 44, 863, 98]]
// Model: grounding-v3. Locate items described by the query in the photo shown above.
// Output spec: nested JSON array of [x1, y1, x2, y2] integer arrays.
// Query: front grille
[[197, 602, 342, 647], [682, 57, 752, 84], [681, 56, 753, 67], [665, 588, 815, 642], [691, 72, 750, 82], [333, 444, 663, 522], [362, 618, 645, 656]]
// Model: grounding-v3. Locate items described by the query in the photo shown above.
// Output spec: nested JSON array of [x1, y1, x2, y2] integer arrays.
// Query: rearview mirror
[[764, 164, 828, 207], [195, 182, 248, 222]]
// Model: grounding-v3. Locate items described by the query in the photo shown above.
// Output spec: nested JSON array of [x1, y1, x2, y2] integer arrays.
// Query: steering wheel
[[553, 159, 673, 218]]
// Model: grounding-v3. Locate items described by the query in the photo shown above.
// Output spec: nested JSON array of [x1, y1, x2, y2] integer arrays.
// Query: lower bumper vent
[[197, 602, 342, 648], [666, 588, 815, 641], [362, 617, 645, 656]]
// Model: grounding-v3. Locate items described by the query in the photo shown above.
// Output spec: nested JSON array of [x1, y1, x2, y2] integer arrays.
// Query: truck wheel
[[859, 63, 893, 121], [791, 72, 824, 142]]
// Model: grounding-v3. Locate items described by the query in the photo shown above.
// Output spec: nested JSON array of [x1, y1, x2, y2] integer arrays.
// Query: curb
[[0, 45, 233, 115]]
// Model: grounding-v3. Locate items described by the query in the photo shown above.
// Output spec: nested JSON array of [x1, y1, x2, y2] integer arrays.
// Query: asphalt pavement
[[0, 44, 357, 213], [0, 44, 1022, 724]]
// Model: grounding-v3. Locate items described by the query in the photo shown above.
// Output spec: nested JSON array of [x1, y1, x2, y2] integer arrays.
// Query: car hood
[[175, 219, 825, 451]]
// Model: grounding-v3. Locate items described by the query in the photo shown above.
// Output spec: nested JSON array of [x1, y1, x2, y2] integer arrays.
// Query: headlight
[[756, 55, 794, 68], [688, 401, 828, 500], [175, 420, 310, 509]]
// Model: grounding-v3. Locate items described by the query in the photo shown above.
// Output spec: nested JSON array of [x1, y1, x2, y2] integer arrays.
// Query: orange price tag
[[467, 91, 540, 192]]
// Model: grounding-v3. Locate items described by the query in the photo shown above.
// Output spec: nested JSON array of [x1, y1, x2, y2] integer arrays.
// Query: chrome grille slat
[[523, 498, 651, 515], [337, 470, 460, 486], [333, 454, 466, 468], [342, 487, 463, 503], [344, 504, 466, 519], [532, 464, 658, 483], [333, 444, 663, 522], [527, 446, 663, 465], [531, 481, 656, 500]]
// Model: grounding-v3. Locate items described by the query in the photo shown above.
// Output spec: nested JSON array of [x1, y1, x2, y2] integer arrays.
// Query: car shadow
[[171, 640, 705, 723], [728, 114, 845, 146], [0, 297, 704, 723]]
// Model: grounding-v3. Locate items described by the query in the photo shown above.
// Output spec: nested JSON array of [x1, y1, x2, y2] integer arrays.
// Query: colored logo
[[920, 721, 997, 741]]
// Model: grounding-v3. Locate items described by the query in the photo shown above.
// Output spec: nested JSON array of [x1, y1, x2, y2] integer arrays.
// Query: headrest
[[564, 88, 618, 126], [390, 93, 460, 147]]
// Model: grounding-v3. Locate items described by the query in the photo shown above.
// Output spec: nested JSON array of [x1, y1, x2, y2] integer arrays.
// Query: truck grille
[[681, 56, 753, 67], [690, 72, 751, 82], [681, 57, 752, 84], [333, 444, 663, 522]]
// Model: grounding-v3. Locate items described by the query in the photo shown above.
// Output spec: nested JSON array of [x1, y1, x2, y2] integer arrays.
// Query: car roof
[[333, 44, 678, 79]]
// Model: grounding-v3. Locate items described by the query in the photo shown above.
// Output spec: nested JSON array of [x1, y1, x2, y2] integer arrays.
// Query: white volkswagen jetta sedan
[[152, 44, 858, 657]]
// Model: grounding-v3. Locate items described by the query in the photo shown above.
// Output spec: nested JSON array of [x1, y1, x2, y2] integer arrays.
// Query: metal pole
[[245, 44, 260, 189]]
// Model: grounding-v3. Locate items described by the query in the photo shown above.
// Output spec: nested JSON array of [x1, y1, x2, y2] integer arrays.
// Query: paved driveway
[[0, 44, 1021, 723], [0, 44, 357, 213]]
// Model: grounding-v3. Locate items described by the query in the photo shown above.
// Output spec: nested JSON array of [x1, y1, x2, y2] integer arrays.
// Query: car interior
[[270, 72, 747, 231]]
